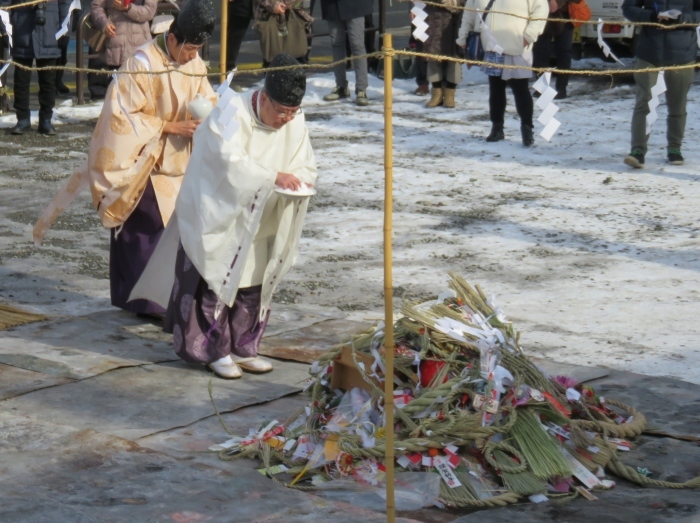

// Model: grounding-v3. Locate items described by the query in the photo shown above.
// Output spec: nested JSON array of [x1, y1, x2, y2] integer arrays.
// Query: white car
[[575, 0, 637, 56]]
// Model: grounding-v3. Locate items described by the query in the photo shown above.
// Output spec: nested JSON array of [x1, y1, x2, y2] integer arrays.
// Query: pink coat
[[91, 0, 158, 66]]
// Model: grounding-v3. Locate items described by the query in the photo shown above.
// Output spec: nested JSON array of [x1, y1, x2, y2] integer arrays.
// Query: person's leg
[[36, 57, 57, 133], [554, 24, 573, 96], [165, 243, 239, 375], [346, 17, 368, 94], [426, 60, 444, 107], [229, 286, 267, 355], [665, 64, 694, 157], [415, 40, 429, 94], [509, 77, 534, 145], [509, 78, 534, 128], [328, 20, 348, 90], [442, 61, 461, 108], [109, 178, 166, 315], [226, 15, 251, 71], [12, 57, 33, 125], [488, 74, 507, 125], [56, 40, 69, 93], [532, 25, 552, 71], [630, 59, 655, 157]]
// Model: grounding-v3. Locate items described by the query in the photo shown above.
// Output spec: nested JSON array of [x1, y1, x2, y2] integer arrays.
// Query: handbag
[[465, 0, 497, 62], [376, 51, 417, 80], [568, 0, 591, 28], [255, 9, 309, 63], [84, 16, 107, 53]]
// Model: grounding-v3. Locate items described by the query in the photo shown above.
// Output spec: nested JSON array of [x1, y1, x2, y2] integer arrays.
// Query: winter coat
[[425, 0, 466, 57], [91, 0, 157, 67], [457, 0, 549, 56], [253, 0, 313, 25], [320, 0, 373, 22], [230, 0, 254, 19], [0, 0, 71, 59], [622, 0, 700, 66]]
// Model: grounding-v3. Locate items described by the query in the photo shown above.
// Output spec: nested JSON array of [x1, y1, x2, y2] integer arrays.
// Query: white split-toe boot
[[208, 355, 242, 379], [231, 355, 273, 374]]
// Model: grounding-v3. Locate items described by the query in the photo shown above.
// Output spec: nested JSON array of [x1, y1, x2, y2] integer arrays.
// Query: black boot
[[10, 119, 32, 135], [486, 122, 504, 142], [38, 119, 56, 136], [521, 124, 534, 147]]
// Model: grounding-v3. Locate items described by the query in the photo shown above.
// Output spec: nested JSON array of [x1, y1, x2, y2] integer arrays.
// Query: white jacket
[[457, 0, 549, 56]]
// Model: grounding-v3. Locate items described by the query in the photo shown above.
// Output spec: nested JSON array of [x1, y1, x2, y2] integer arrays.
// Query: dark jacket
[[230, 0, 253, 19], [622, 0, 700, 66], [320, 0, 373, 22], [0, 0, 71, 59]]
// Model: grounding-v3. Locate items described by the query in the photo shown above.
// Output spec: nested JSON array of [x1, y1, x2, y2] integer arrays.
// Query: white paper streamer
[[697, 26, 700, 48], [0, 9, 12, 48], [533, 72, 561, 141], [0, 61, 10, 87], [477, 15, 504, 55], [216, 70, 235, 96], [646, 70, 666, 134], [411, 2, 429, 42], [56, 0, 82, 39], [596, 19, 623, 65]]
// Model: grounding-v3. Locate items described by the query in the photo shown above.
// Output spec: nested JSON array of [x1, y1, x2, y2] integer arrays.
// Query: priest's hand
[[275, 172, 302, 191], [163, 120, 202, 138]]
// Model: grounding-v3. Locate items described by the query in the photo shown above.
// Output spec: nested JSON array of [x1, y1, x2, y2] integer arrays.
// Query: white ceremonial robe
[[131, 90, 317, 319]]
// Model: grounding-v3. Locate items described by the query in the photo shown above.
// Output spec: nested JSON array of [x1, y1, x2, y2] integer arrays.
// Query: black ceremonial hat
[[264, 54, 306, 107], [176, 0, 216, 45]]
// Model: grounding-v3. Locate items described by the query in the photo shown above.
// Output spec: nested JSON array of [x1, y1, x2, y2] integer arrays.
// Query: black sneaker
[[667, 148, 684, 165], [624, 148, 645, 169]]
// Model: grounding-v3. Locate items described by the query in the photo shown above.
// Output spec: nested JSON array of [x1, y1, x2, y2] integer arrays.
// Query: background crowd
[[0, 0, 698, 163]]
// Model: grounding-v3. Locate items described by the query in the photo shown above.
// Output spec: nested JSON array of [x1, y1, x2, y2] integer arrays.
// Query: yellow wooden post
[[220, 0, 228, 84], [382, 32, 396, 523]]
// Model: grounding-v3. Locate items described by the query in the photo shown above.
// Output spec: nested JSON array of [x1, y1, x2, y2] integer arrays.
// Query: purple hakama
[[109, 178, 166, 315], [163, 242, 270, 364]]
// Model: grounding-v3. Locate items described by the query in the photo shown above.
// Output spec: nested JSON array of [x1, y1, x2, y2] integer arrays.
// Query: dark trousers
[[532, 22, 574, 93], [13, 57, 57, 122], [56, 40, 68, 87], [488, 75, 533, 127], [226, 15, 252, 71]]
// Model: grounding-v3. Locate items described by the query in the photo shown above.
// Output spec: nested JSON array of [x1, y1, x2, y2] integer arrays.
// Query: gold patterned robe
[[33, 36, 216, 245]]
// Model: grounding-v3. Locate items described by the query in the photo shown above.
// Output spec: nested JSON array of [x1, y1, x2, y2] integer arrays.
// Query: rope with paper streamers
[[399, 0, 700, 28], [2, 48, 699, 80]]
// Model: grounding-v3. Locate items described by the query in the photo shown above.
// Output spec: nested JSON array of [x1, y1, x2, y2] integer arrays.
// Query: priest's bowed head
[[166, 0, 216, 65]]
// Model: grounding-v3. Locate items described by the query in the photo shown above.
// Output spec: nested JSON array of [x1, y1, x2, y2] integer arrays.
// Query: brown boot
[[426, 87, 443, 108], [443, 88, 456, 108]]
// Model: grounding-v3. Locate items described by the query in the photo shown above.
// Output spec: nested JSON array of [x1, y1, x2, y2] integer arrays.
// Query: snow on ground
[[1, 62, 699, 384]]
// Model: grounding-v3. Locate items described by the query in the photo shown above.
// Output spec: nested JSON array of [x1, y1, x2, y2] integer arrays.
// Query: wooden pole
[[382, 32, 396, 523], [220, 0, 228, 84]]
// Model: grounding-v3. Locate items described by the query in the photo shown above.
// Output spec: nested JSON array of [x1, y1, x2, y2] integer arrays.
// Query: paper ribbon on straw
[[533, 72, 561, 141], [411, 2, 429, 43], [56, 0, 82, 39], [0, 61, 10, 87], [646, 70, 666, 134], [217, 69, 235, 96], [697, 26, 700, 48], [216, 83, 241, 141], [0, 9, 12, 47], [596, 19, 623, 64]]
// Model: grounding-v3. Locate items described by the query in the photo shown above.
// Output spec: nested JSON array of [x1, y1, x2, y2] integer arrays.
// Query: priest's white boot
[[208, 355, 242, 379], [231, 355, 273, 374]]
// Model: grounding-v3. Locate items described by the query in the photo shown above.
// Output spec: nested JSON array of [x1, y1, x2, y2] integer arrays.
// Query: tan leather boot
[[443, 88, 456, 108], [426, 87, 443, 108]]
